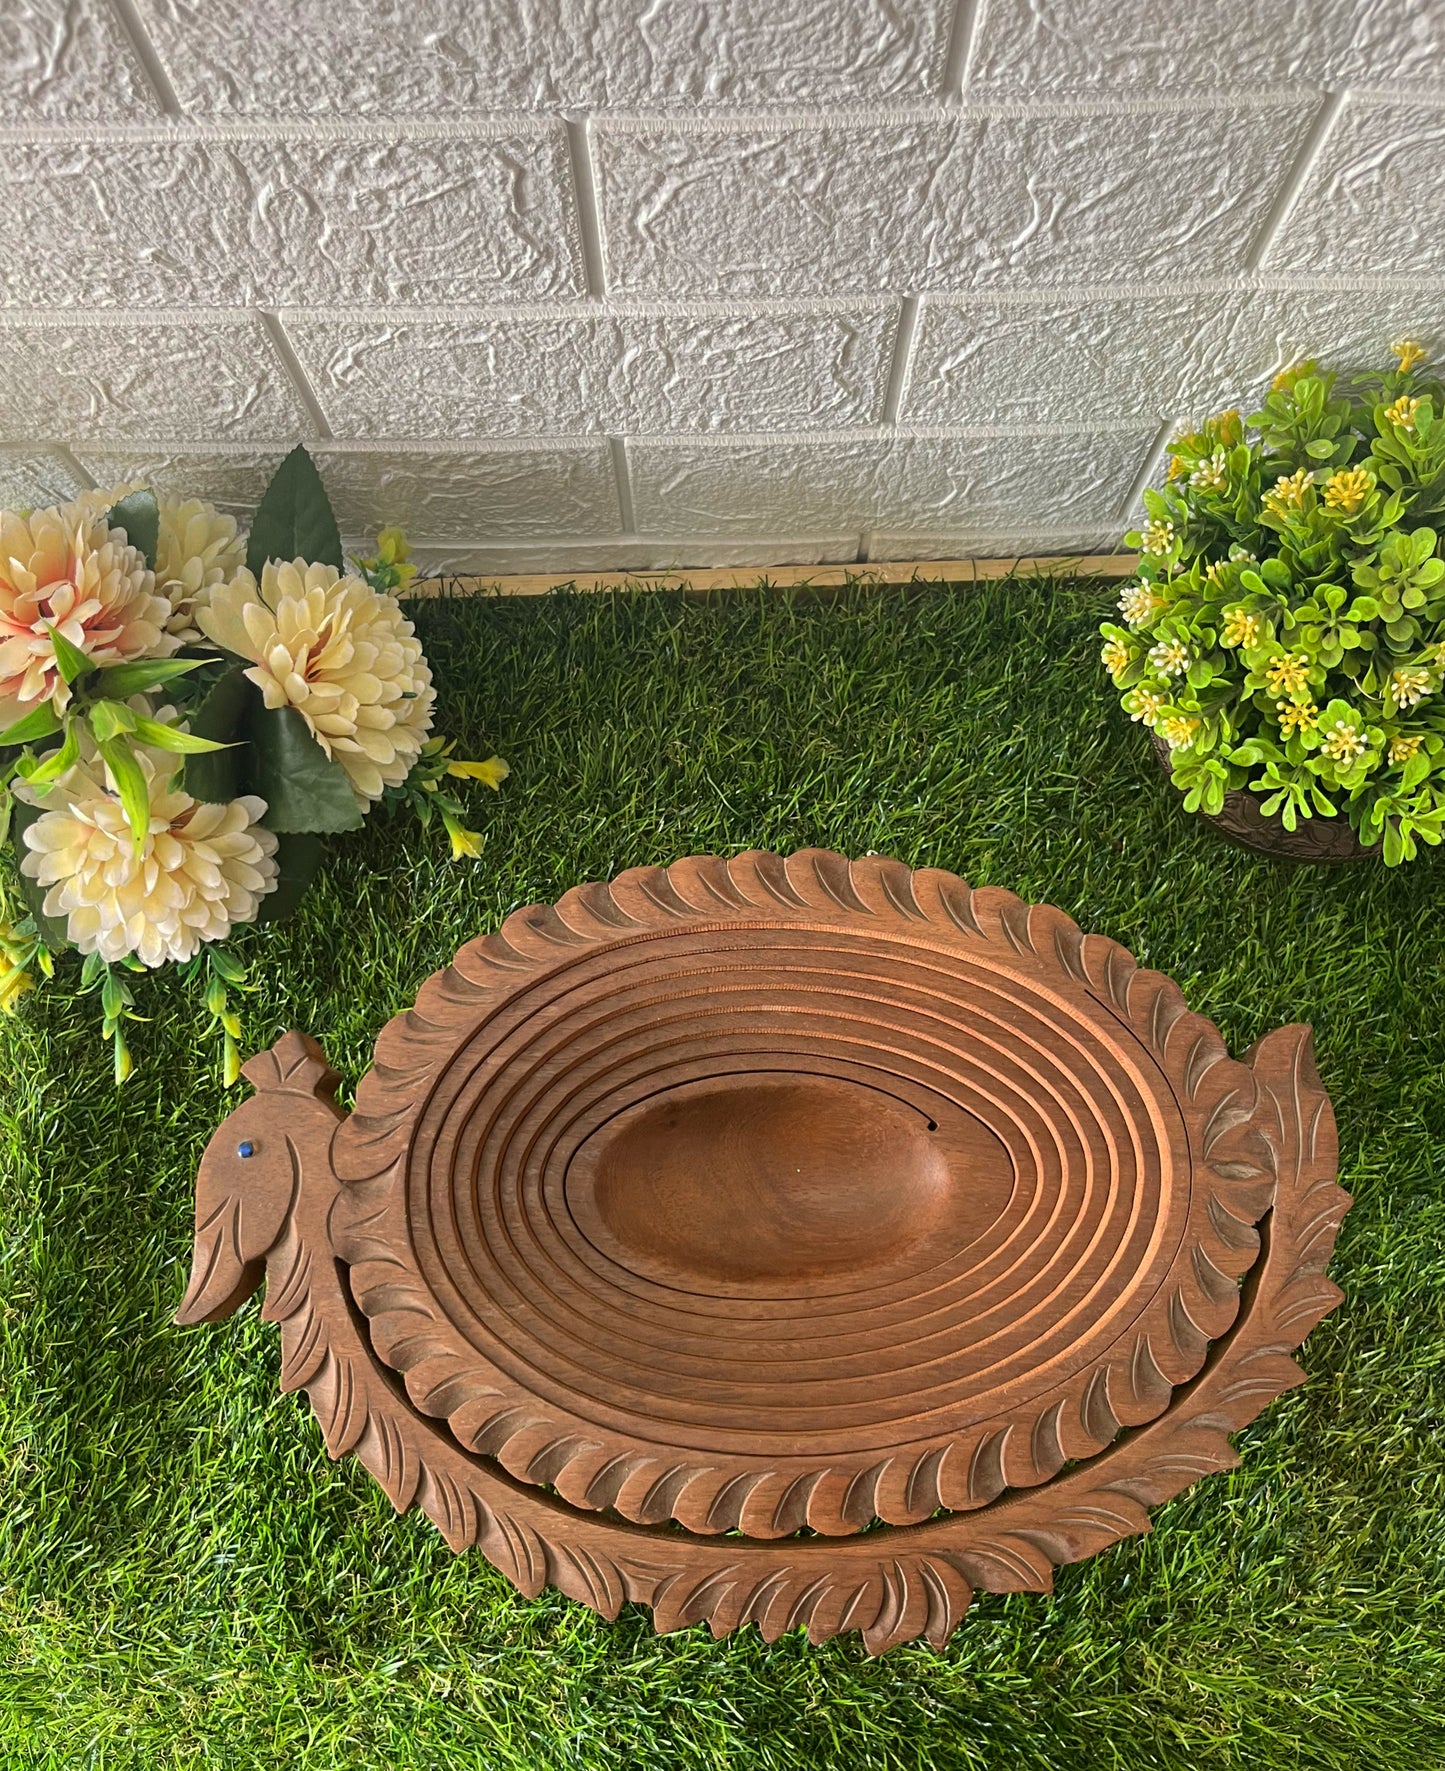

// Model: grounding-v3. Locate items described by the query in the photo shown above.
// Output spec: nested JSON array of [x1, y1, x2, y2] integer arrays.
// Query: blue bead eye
[[237, 1140, 255, 1158]]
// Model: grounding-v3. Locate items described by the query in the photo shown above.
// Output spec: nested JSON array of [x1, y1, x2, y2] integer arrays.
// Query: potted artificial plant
[[1101, 339, 1445, 865]]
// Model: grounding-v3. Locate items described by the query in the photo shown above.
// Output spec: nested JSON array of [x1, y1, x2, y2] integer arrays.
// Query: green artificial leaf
[[0, 702, 62, 748], [44, 623, 91, 687], [104, 490, 159, 571], [96, 656, 209, 698], [246, 445, 342, 577], [88, 699, 139, 743], [21, 723, 80, 791], [258, 831, 326, 922], [6, 799, 72, 950], [97, 736, 153, 854], [249, 704, 363, 834], [129, 714, 232, 756], [183, 665, 255, 802]]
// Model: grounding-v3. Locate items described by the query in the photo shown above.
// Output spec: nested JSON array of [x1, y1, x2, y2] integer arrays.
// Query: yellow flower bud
[[446, 755, 510, 789]]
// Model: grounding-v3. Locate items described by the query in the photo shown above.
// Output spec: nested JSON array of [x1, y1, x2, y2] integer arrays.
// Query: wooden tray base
[[178, 853, 1347, 1652]]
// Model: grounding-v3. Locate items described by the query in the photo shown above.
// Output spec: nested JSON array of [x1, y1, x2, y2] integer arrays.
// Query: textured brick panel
[[0, 134, 583, 309], [628, 429, 1153, 535], [410, 537, 859, 574], [966, 0, 1436, 96], [72, 447, 286, 517], [870, 526, 1122, 559], [0, 0, 164, 120], [0, 319, 309, 442], [0, 448, 86, 511], [1271, 101, 1445, 280], [75, 444, 621, 543], [133, 0, 952, 113], [904, 289, 1444, 428], [316, 446, 620, 541], [595, 108, 1314, 296], [286, 309, 896, 437]]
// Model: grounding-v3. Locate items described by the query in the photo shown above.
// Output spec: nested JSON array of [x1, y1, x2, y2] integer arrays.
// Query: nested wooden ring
[[330, 851, 1275, 1539]]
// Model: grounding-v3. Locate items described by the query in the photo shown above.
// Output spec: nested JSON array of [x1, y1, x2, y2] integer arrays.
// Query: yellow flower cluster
[[1324, 467, 1375, 516], [1100, 637, 1133, 677], [1157, 714, 1201, 750], [1124, 686, 1166, 728], [1221, 606, 1263, 649], [1148, 638, 1190, 677], [1271, 363, 1316, 394], [1276, 699, 1317, 737], [1321, 720, 1367, 766], [0, 920, 33, 1014], [1392, 339, 1428, 373], [1262, 469, 1313, 520], [1384, 395, 1421, 432], [1264, 653, 1310, 697], [1390, 733, 1425, 764]]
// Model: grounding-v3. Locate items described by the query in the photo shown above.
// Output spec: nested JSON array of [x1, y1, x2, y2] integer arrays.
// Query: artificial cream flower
[[1139, 519, 1176, 558], [1118, 581, 1162, 627], [78, 484, 246, 642], [17, 713, 277, 967], [0, 503, 175, 726], [1189, 450, 1229, 493], [1390, 733, 1424, 764], [198, 559, 435, 806], [1390, 666, 1432, 709]]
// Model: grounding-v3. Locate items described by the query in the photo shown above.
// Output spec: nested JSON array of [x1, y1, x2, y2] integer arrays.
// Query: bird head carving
[[175, 1031, 343, 1326]]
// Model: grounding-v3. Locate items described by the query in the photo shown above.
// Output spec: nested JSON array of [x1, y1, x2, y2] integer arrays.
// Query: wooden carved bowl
[[179, 851, 1349, 1653]]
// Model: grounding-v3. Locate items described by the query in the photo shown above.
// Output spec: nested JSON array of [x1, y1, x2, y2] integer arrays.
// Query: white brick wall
[[2, 0, 1441, 571]]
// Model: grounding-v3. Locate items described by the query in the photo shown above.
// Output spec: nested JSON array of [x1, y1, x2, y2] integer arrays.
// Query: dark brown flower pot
[[1150, 735, 1378, 863]]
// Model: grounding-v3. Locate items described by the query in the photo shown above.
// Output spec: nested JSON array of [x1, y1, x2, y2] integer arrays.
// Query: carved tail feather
[[175, 1031, 343, 1327]]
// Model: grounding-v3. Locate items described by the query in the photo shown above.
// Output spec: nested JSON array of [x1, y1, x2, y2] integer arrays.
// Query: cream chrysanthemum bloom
[[198, 559, 435, 805], [0, 503, 176, 726], [78, 484, 246, 641], [17, 711, 278, 967]]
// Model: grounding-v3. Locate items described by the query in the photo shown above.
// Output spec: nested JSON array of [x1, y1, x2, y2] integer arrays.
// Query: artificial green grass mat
[[1, 576, 1442, 1771]]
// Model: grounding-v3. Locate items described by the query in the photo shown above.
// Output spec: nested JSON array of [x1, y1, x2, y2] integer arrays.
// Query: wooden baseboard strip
[[409, 552, 1139, 599]]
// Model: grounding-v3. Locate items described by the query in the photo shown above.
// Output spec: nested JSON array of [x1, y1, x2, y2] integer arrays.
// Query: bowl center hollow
[[567, 1071, 1013, 1291]]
